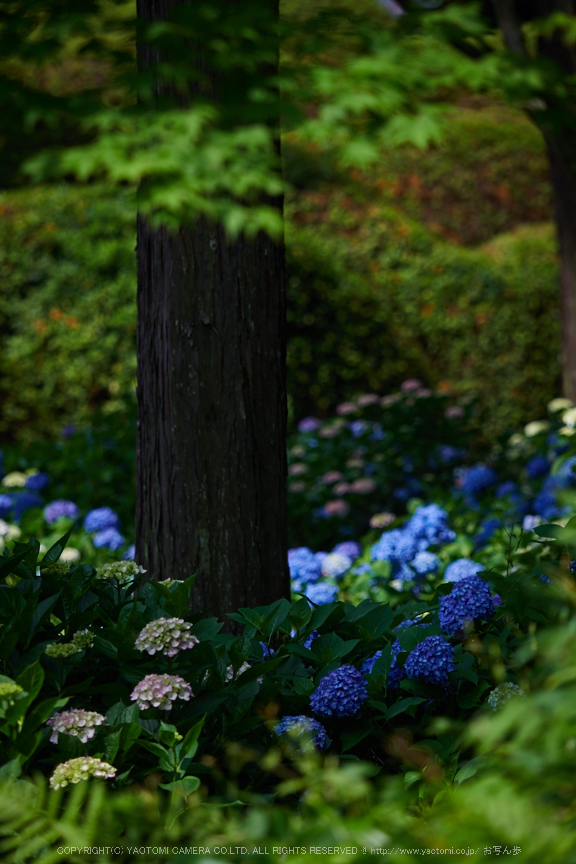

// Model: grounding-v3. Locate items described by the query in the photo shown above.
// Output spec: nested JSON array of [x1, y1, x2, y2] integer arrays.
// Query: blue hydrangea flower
[[304, 630, 319, 649], [259, 642, 274, 658], [84, 507, 121, 533], [411, 551, 439, 576], [123, 545, 136, 560], [359, 651, 382, 675], [331, 541, 361, 560], [321, 552, 352, 578], [444, 558, 483, 583], [532, 491, 564, 520], [437, 446, 465, 465], [526, 456, 549, 480], [495, 481, 518, 498], [461, 465, 497, 496], [305, 583, 338, 605], [371, 529, 419, 563], [93, 528, 125, 551], [310, 665, 368, 717], [274, 715, 328, 750], [352, 562, 373, 576], [404, 636, 455, 688], [405, 504, 456, 550], [0, 494, 12, 518], [439, 575, 497, 635], [473, 518, 500, 549], [25, 472, 50, 492], [44, 500, 80, 524], [349, 420, 368, 438], [386, 618, 427, 688], [13, 492, 43, 521], [553, 455, 576, 487], [288, 547, 322, 585]]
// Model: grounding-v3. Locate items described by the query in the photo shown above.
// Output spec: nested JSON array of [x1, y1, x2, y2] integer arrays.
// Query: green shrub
[[0, 184, 136, 443], [287, 200, 560, 440], [0, 177, 560, 446]]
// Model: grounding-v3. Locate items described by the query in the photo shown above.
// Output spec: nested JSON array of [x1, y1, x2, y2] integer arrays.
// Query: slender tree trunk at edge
[[135, 0, 290, 619], [545, 133, 576, 402]]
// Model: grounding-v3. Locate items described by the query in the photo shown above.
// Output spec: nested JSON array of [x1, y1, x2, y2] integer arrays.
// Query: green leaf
[[27, 592, 60, 646], [454, 756, 488, 785], [15, 661, 45, 712], [159, 775, 201, 795], [40, 528, 74, 567], [0, 549, 34, 580], [386, 696, 426, 720], [310, 633, 359, 666]]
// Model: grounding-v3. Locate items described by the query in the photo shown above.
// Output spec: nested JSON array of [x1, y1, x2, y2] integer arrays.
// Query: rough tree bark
[[135, 0, 290, 618], [492, 0, 576, 400]]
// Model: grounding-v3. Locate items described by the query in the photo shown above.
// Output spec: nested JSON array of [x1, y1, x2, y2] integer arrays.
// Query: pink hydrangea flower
[[46, 709, 106, 744], [130, 673, 193, 710]]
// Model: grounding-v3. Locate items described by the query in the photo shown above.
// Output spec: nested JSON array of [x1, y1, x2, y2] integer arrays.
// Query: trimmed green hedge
[[0, 184, 136, 443], [0, 180, 560, 445]]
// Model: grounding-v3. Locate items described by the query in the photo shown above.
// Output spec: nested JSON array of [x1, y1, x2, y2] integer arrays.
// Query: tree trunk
[[135, 0, 289, 618], [492, 0, 576, 400], [545, 132, 576, 402]]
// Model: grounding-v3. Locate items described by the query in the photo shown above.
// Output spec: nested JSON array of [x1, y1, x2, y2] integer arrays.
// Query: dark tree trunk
[[135, 0, 289, 618], [492, 0, 576, 399], [545, 131, 576, 401]]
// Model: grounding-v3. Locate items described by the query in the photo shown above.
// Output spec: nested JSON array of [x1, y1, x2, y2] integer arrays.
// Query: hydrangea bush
[[1, 391, 576, 806]]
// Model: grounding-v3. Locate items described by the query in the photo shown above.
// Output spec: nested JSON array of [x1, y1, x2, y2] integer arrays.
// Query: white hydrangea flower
[[548, 397, 573, 413], [135, 617, 199, 658], [96, 561, 146, 583], [46, 709, 107, 743], [524, 421, 550, 437], [50, 757, 116, 789], [60, 547, 81, 563], [1, 472, 27, 488], [130, 673, 193, 710]]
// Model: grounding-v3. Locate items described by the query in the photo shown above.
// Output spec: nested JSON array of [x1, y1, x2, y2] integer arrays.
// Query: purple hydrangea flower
[[123, 545, 136, 560], [0, 494, 12, 518], [305, 583, 338, 605], [13, 492, 43, 521], [84, 507, 121, 533], [93, 528, 125, 550], [439, 575, 497, 635], [310, 665, 368, 718], [526, 456, 549, 480], [298, 417, 321, 433], [404, 636, 455, 688], [405, 504, 455, 550], [371, 529, 419, 563], [444, 558, 483, 583], [25, 472, 50, 492], [44, 500, 80, 524], [331, 541, 361, 560], [274, 715, 328, 750]]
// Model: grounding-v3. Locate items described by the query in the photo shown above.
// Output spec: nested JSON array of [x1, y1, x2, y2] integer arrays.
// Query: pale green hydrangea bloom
[[96, 561, 146, 583], [487, 682, 527, 711], [49, 757, 116, 790]]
